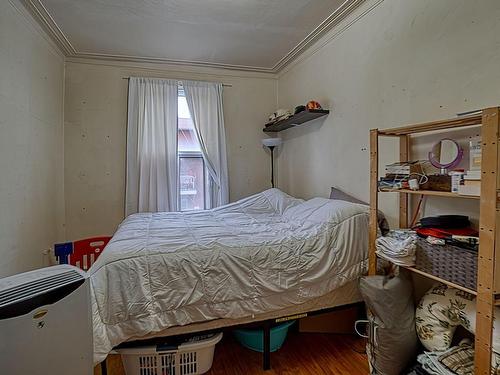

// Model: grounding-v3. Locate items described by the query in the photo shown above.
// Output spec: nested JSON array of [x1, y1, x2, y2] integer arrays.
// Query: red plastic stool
[[70, 236, 111, 270]]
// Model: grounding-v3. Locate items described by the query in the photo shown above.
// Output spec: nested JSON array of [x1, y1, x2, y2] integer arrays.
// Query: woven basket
[[415, 238, 478, 291]]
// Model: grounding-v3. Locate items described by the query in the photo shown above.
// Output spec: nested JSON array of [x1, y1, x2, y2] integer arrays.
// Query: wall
[[276, 0, 500, 226], [64, 59, 277, 239], [0, 0, 65, 277]]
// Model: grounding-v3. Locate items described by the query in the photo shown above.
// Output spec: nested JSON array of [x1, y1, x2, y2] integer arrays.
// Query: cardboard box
[[298, 306, 359, 334], [420, 174, 452, 192]]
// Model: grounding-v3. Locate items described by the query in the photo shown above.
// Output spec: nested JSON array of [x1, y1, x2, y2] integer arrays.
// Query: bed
[[89, 188, 370, 365]]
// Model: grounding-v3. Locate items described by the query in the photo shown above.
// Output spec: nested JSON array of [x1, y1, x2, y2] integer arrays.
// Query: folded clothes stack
[[417, 340, 474, 375], [404, 362, 428, 375], [376, 229, 417, 267]]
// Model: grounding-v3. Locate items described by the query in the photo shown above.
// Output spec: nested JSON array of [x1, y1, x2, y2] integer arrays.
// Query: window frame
[[177, 85, 210, 212]]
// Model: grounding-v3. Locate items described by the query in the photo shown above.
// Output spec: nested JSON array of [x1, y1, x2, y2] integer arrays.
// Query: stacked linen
[[417, 341, 474, 375], [376, 230, 417, 266], [419, 344, 500, 374]]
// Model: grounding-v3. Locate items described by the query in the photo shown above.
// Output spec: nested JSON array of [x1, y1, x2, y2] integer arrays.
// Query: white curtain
[[182, 80, 229, 208], [125, 77, 178, 215]]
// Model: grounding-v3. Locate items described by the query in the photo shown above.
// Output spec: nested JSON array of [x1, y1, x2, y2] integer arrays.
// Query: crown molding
[[277, 0, 383, 77], [72, 52, 276, 74], [21, 0, 365, 74], [7, 0, 65, 60], [21, 0, 76, 56], [271, 0, 366, 72], [65, 57, 279, 80]]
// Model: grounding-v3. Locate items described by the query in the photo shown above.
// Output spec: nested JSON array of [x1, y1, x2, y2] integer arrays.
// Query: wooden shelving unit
[[369, 107, 500, 374], [263, 109, 329, 133]]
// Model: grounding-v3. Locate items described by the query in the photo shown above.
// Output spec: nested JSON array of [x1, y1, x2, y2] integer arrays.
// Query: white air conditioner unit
[[0, 265, 92, 375]]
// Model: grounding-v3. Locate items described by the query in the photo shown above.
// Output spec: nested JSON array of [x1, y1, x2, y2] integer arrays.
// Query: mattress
[[89, 188, 370, 363], [127, 279, 362, 342]]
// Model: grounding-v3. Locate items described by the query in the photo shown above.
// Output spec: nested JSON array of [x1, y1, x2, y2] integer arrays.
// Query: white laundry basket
[[117, 332, 223, 375]]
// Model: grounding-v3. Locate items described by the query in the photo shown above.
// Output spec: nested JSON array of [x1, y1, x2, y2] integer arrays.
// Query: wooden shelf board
[[378, 188, 480, 199], [402, 265, 477, 295], [263, 109, 329, 133], [377, 113, 482, 136], [376, 253, 478, 295]]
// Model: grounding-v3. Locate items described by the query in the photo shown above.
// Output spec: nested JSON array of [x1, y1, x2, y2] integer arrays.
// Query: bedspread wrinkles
[[89, 188, 370, 363]]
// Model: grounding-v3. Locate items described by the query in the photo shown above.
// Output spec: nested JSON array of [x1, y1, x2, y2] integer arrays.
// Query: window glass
[[178, 91, 205, 211], [178, 96, 201, 152], [179, 156, 205, 211]]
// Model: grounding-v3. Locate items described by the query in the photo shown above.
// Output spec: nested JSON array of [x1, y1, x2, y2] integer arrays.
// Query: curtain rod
[[121, 77, 232, 87]]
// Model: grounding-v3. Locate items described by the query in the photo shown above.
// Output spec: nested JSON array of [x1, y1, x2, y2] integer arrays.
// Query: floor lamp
[[262, 138, 282, 188]]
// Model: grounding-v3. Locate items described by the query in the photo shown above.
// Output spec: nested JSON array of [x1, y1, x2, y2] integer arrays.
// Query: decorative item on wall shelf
[[267, 109, 293, 125], [262, 138, 282, 188], [306, 100, 322, 110]]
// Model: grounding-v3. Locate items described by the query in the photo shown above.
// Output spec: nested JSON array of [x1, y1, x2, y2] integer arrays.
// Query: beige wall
[[0, 0, 65, 277], [64, 59, 277, 239], [276, 0, 500, 225], [5, 0, 498, 276]]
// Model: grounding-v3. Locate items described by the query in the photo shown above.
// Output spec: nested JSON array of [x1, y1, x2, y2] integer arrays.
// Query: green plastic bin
[[233, 321, 295, 353]]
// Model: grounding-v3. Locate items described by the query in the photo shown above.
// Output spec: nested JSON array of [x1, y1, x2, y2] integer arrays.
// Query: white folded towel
[[376, 230, 417, 267]]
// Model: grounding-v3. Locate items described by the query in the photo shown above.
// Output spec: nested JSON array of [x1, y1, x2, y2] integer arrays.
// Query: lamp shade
[[262, 138, 282, 147]]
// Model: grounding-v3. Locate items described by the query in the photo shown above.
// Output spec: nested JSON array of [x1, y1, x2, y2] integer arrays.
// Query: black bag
[[419, 215, 470, 229]]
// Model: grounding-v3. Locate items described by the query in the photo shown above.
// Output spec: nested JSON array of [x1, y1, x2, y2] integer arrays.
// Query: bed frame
[[101, 301, 365, 373]]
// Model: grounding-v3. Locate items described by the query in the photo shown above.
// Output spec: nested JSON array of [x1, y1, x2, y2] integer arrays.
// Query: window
[[178, 89, 205, 211]]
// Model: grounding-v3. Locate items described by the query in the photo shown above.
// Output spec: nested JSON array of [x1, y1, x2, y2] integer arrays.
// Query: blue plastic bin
[[233, 321, 295, 353]]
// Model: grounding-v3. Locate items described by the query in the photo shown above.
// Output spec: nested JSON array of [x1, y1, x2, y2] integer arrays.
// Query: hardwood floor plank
[[206, 332, 368, 375], [94, 332, 369, 375]]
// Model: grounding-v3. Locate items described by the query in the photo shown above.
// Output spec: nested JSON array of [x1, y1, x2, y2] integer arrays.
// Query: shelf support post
[[399, 135, 410, 228], [475, 107, 500, 374], [369, 129, 379, 275]]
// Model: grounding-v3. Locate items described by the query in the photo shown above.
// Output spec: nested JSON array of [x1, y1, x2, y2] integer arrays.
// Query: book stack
[[458, 170, 481, 196], [384, 161, 423, 176], [379, 162, 425, 190]]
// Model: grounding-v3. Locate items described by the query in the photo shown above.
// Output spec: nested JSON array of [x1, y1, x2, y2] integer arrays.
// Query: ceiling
[[24, 0, 364, 73]]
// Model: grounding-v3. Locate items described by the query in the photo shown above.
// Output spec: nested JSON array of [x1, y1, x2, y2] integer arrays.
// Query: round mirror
[[428, 138, 463, 173]]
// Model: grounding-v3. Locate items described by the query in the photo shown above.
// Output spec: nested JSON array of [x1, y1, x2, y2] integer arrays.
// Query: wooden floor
[[207, 332, 368, 375], [97, 332, 369, 375]]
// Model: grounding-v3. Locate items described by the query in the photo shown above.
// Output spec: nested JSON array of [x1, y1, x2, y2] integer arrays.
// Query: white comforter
[[89, 189, 369, 363]]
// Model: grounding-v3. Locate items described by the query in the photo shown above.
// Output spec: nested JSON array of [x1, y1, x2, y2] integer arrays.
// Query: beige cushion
[[416, 284, 500, 370]]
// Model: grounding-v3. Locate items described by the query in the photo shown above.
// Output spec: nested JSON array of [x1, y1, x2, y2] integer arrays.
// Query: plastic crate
[[72, 237, 111, 270], [54, 236, 111, 271], [117, 333, 223, 375]]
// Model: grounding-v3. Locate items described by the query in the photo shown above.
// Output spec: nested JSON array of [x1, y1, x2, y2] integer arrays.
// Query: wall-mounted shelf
[[263, 109, 330, 133]]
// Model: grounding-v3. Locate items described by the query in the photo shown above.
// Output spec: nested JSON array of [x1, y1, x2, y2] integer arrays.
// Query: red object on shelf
[[416, 227, 478, 239], [70, 236, 112, 270]]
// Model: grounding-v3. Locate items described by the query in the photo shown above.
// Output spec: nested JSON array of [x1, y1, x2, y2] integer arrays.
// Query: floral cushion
[[416, 284, 500, 370]]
